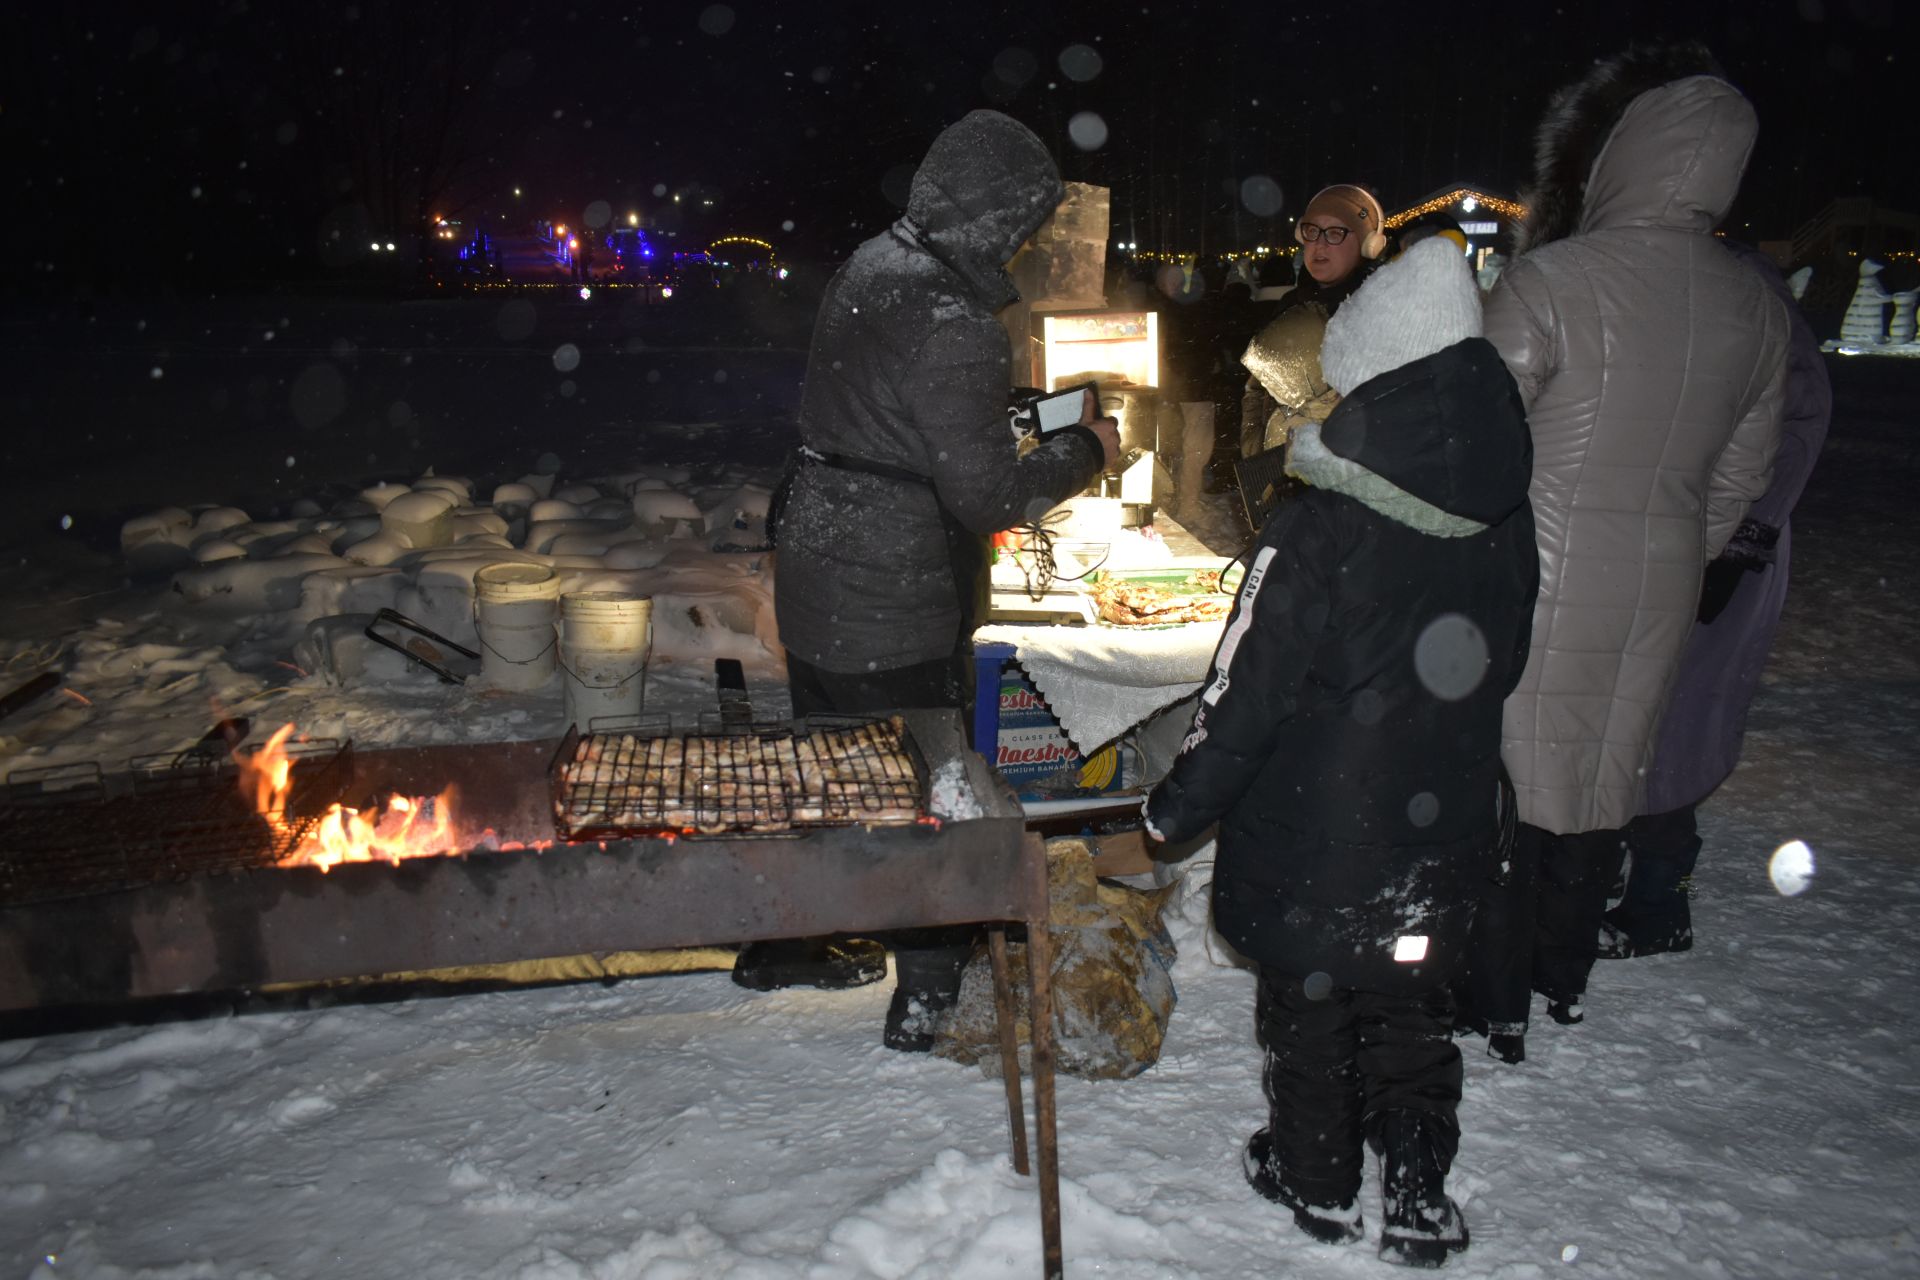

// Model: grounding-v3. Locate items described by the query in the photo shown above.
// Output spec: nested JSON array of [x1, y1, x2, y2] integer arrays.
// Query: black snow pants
[[1256, 968, 1462, 1209]]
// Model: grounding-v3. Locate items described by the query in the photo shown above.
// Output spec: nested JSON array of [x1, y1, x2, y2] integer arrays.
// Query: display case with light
[[1032, 308, 1160, 392]]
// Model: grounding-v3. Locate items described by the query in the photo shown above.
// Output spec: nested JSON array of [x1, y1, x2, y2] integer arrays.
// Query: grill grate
[[552, 715, 927, 841], [0, 740, 352, 906]]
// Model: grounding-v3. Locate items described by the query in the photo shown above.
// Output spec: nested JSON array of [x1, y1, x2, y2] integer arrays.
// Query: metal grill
[[0, 740, 351, 907], [551, 716, 927, 841]]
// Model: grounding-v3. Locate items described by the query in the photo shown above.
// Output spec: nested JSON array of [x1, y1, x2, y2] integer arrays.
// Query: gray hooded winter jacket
[[775, 110, 1104, 673], [1487, 69, 1789, 835]]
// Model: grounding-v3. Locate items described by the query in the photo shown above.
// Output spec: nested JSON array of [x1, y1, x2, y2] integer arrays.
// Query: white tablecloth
[[975, 620, 1224, 753]]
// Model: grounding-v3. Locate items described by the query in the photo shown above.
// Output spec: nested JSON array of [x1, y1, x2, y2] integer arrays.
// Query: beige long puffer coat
[[1486, 75, 1789, 835]]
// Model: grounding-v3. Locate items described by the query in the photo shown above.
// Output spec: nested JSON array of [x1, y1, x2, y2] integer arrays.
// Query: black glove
[[1697, 520, 1779, 624], [1697, 557, 1754, 625]]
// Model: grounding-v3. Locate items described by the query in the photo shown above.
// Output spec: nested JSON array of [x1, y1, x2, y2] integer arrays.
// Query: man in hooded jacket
[[1146, 239, 1538, 1266], [1466, 45, 1789, 1048], [764, 109, 1118, 1048]]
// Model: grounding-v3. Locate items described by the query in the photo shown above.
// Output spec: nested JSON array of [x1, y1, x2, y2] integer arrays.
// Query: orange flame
[[291, 790, 460, 872], [239, 722, 467, 873]]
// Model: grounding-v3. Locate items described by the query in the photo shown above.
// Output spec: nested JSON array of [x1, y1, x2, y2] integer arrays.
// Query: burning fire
[[237, 722, 465, 872]]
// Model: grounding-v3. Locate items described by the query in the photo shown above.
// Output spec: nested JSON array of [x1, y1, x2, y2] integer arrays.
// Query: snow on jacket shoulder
[[774, 112, 1104, 673], [1487, 72, 1790, 835], [1147, 338, 1538, 994]]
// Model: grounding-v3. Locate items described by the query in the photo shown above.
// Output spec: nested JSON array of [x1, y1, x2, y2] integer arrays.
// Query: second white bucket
[[474, 563, 561, 691], [560, 591, 652, 728]]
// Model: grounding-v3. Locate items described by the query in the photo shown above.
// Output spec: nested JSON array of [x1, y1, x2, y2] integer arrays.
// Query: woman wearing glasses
[[1239, 184, 1389, 460]]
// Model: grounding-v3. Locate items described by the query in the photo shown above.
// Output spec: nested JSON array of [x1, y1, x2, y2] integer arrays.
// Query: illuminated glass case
[[1033, 308, 1160, 391]]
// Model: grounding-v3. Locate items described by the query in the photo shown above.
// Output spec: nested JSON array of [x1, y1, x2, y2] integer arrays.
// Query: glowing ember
[[237, 722, 466, 872]]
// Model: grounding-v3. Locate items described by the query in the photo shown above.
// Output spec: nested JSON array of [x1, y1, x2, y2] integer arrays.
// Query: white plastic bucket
[[474, 563, 561, 691], [560, 591, 652, 727]]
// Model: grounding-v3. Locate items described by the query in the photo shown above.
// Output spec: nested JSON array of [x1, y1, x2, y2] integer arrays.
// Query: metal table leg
[[988, 923, 1031, 1176], [1023, 834, 1063, 1279]]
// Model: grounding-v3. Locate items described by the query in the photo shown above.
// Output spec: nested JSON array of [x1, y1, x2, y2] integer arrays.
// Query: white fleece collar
[[1284, 419, 1488, 537]]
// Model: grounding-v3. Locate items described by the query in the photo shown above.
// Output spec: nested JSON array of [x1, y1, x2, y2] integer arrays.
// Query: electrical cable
[[1008, 510, 1110, 600]]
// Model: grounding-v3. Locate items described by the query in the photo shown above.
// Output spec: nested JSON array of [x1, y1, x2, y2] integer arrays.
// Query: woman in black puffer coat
[[1146, 240, 1538, 1268]]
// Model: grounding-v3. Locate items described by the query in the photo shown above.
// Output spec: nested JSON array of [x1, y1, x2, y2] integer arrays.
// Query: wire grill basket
[[550, 714, 928, 841], [0, 740, 351, 906]]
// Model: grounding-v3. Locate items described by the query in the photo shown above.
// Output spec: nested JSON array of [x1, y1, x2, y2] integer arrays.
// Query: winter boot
[[1242, 1128, 1364, 1245], [731, 936, 888, 992], [1453, 1013, 1525, 1065], [882, 937, 976, 1052], [1596, 904, 1694, 959], [1376, 1110, 1469, 1268]]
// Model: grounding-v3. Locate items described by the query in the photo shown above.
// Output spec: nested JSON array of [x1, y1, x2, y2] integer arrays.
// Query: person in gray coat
[[1462, 44, 1790, 1052], [762, 109, 1118, 1048], [1603, 243, 1831, 958]]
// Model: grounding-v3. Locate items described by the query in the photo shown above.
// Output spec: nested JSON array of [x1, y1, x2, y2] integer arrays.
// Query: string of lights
[[710, 235, 775, 255], [1383, 188, 1529, 229]]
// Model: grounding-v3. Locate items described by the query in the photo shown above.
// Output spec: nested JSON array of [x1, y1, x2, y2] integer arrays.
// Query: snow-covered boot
[[1453, 1013, 1525, 1065], [882, 939, 974, 1052], [1546, 998, 1583, 1025], [1242, 1128, 1364, 1245], [1376, 1110, 1469, 1268]]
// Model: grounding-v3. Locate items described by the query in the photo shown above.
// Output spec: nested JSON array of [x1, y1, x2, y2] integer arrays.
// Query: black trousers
[[1256, 969, 1461, 1209], [1462, 823, 1630, 1028], [783, 650, 979, 988], [1618, 806, 1701, 935], [1532, 824, 1631, 1003]]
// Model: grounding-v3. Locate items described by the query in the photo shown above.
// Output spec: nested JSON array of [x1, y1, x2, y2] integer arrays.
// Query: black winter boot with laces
[[1376, 1110, 1469, 1268]]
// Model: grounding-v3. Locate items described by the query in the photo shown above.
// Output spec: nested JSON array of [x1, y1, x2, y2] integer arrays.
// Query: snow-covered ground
[[1, 345, 1916, 1278]]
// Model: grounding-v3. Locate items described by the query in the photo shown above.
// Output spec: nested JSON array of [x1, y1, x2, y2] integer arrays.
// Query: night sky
[[8, 0, 1911, 284]]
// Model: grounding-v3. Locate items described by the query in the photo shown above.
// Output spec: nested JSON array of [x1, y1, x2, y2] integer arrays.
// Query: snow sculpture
[[379, 490, 458, 548], [528, 498, 584, 523], [1890, 290, 1919, 345], [120, 507, 196, 576], [1839, 259, 1891, 344], [491, 482, 538, 518], [359, 482, 411, 511]]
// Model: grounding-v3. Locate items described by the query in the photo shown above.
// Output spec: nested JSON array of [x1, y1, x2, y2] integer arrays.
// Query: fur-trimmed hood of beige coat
[[1486, 51, 1789, 835]]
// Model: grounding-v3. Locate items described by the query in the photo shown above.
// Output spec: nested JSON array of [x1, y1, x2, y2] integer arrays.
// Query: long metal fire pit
[[0, 707, 1070, 1279], [0, 710, 1033, 1013]]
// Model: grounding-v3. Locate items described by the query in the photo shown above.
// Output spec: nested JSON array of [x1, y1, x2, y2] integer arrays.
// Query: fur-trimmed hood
[[1514, 43, 1756, 254]]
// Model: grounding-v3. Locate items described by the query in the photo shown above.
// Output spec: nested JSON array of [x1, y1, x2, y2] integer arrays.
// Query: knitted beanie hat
[[1319, 237, 1484, 396]]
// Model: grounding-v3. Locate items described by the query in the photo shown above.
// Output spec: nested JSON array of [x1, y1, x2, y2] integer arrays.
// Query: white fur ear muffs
[[1356, 189, 1389, 259], [1295, 184, 1391, 259]]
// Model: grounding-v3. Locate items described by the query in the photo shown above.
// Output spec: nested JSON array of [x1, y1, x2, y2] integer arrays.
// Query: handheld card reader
[[1008, 380, 1099, 438]]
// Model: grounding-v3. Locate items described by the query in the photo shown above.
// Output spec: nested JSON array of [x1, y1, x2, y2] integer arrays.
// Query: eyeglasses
[[1298, 222, 1351, 246]]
